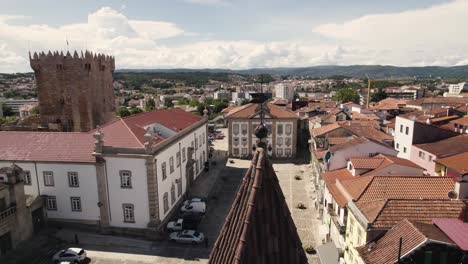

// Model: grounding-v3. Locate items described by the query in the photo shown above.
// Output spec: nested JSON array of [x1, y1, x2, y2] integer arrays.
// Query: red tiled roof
[[415, 134, 468, 157], [433, 218, 468, 250], [350, 154, 422, 174], [407, 97, 468, 107], [226, 103, 298, 119], [351, 112, 380, 121], [311, 123, 341, 137], [369, 98, 408, 111], [356, 176, 455, 202], [341, 124, 393, 143], [322, 168, 354, 185], [0, 131, 95, 163], [350, 157, 385, 169], [328, 137, 353, 145], [97, 108, 204, 148], [208, 149, 307, 264], [356, 199, 466, 229], [453, 116, 468, 125], [435, 152, 468, 175], [357, 219, 455, 264]]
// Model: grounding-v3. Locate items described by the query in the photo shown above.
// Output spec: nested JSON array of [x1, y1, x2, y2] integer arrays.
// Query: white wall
[[366, 164, 424, 176], [156, 124, 207, 221], [394, 116, 415, 159], [328, 142, 398, 171], [0, 161, 100, 222], [105, 157, 150, 228]]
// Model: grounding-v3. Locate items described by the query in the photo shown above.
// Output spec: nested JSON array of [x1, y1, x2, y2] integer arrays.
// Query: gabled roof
[[357, 219, 455, 264], [369, 98, 408, 111], [415, 134, 468, 157], [97, 108, 204, 149], [350, 154, 423, 173], [225, 103, 298, 119], [311, 123, 342, 137], [208, 149, 307, 264], [356, 199, 466, 229], [0, 131, 95, 163], [435, 152, 468, 176]]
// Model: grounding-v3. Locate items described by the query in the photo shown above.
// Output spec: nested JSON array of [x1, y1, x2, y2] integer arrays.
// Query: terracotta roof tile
[[311, 123, 341, 137], [435, 152, 468, 175], [415, 134, 468, 156], [328, 137, 353, 145], [356, 176, 455, 202], [321, 168, 354, 185], [357, 199, 466, 229], [357, 219, 455, 264], [208, 149, 307, 264], [350, 158, 385, 169], [0, 131, 95, 163], [226, 103, 298, 119]]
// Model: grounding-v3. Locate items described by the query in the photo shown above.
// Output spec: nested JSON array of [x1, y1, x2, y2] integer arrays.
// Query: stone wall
[[30, 50, 115, 132]]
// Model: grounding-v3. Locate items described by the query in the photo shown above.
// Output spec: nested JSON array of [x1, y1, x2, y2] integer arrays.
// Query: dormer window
[[348, 163, 353, 171]]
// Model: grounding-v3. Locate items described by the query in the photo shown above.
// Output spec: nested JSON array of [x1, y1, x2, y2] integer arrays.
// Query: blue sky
[[0, 0, 467, 72]]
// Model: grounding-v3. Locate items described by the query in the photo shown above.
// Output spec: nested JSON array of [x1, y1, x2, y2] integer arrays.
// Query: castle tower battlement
[[30, 50, 116, 132]]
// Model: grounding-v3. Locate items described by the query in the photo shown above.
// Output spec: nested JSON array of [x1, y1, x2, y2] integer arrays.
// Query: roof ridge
[[355, 176, 375, 201], [120, 118, 145, 148]]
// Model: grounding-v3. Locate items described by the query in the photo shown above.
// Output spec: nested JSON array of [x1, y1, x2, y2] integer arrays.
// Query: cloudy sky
[[0, 0, 467, 72]]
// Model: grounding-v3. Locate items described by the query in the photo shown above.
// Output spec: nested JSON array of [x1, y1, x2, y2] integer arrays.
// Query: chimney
[[460, 204, 468, 223]]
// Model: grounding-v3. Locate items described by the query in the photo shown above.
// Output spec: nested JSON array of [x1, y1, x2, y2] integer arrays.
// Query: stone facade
[[30, 50, 115, 132]]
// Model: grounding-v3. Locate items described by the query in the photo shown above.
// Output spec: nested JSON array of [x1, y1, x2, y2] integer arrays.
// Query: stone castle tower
[[30, 50, 116, 132]]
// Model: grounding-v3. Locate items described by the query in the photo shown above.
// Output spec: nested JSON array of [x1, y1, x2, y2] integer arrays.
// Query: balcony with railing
[[0, 206, 16, 225]]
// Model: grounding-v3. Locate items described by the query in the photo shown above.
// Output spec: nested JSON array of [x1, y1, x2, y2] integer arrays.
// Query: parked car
[[167, 218, 200, 232], [180, 211, 204, 221], [180, 201, 206, 214], [170, 230, 205, 244], [182, 198, 204, 206], [52, 248, 87, 263], [215, 134, 224, 140]]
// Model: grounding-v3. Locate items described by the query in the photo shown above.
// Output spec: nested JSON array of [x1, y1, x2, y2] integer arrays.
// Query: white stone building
[[225, 103, 298, 159], [274, 84, 295, 101], [0, 108, 208, 239]]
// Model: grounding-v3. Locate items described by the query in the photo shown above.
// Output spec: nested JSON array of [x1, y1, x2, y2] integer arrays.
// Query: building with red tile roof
[[226, 103, 298, 159], [0, 108, 208, 239], [433, 205, 468, 251], [208, 149, 307, 264], [356, 219, 463, 264]]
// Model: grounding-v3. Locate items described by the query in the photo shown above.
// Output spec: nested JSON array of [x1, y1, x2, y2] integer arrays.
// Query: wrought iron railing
[[0, 206, 16, 222]]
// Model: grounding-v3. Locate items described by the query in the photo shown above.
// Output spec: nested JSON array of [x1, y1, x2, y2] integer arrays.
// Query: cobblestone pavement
[[273, 161, 325, 264]]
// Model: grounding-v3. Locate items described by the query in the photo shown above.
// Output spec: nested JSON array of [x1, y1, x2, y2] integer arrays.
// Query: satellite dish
[[448, 190, 458, 199]]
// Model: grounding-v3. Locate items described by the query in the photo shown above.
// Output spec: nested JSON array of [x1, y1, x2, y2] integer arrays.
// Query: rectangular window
[[419, 151, 426, 159], [285, 124, 292, 135], [403, 147, 407, 153], [233, 124, 239, 135], [233, 148, 239, 156], [170, 157, 174, 173], [182, 147, 186, 162], [176, 151, 181, 167], [233, 137, 239, 146], [195, 137, 198, 150], [68, 172, 79, 187], [46, 196, 57, 211], [24, 170, 31, 185], [405, 126, 409, 135], [241, 124, 247, 134], [43, 171, 54, 186], [400, 125, 403, 133], [163, 193, 169, 213], [203, 132, 206, 144], [277, 148, 283, 156], [396, 143, 399, 149], [241, 148, 248, 155], [199, 135, 202, 147], [285, 148, 291, 156], [285, 138, 292, 146], [120, 170, 132, 188], [162, 162, 167, 180], [241, 137, 247, 146], [277, 138, 283, 146], [277, 124, 283, 135], [123, 204, 135, 223], [429, 155, 433, 162], [70, 197, 82, 212]]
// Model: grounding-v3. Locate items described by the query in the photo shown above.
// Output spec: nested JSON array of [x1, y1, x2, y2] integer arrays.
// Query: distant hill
[[117, 65, 468, 78]]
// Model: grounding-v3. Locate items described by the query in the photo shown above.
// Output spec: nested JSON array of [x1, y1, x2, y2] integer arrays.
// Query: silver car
[[52, 248, 87, 263], [169, 230, 205, 244]]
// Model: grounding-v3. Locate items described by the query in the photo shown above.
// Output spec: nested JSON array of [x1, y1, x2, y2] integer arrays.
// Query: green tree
[[371, 87, 388, 102], [117, 107, 131, 117], [293, 93, 300, 101], [197, 103, 207, 115], [30, 106, 39, 115], [145, 99, 156, 111], [177, 98, 190, 105], [333, 88, 360, 103], [189, 98, 200, 107], [241, 99, 250, 105], [213, 101, 229, 113], [130, 107, 143, 115], [164, 98, 174, 108]]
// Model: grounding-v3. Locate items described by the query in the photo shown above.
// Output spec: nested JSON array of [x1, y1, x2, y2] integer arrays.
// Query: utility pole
[[365, 73, 371, 108]]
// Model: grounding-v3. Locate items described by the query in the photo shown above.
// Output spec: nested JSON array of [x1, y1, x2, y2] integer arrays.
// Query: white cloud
[[313, 0, 468, 66], [1, 2, 468, 72]]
